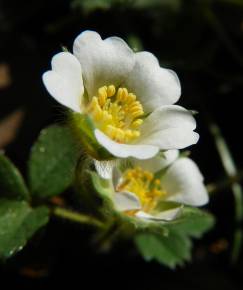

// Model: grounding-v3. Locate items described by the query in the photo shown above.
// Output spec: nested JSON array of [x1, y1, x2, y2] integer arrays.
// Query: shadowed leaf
[[0, 199, 49, 260], [0, 153, 29, 200], [28, 125, 79, 198]]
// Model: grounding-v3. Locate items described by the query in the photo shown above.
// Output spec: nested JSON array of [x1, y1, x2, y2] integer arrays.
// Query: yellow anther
[[126, 172, 133, 179], [121, 88, 128, 101], [89, 96, 99, 109], [129, 103, 144, 116], [117, 88, 123, 101], [144, 171, 154, 180], [118, 167, 166, 214], [98, 85, 107, 94], [102, 110, 112, 122], [131, 111, 143, 118], [116, 128, 125, 141], [106, 125, 116, 139], [131, 131, 140, 138], [107, 85, 116, 97], [98, 86, 108, 106], [93, 111, 103, 122], [129, 101, 140, 108], [117, 88, 128, 102], [152, 189, 162, 196], [124, 129, 133, 138], [131, 119, 143, 128], [88, 84, 144, 143], [127, 93, 136, 103], [88, 97, 99, 112]]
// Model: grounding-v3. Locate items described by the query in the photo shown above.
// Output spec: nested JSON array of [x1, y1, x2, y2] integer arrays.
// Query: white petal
[[154, 207, 182, 220], [42, 52, 84, 113], [132, 150, 179, 173], [135, 211, 153, 219], [112, 167, 123, 189], [141, 105, 197, 133], [135, 207, 181, 221], [125, 52, 181, 113], [113, 191, 141, 211], [73, 30, 135, 97], [94, 160, 118, 179], [138, 105, 199, 150], [161, 158, 209, 206], [94, 129, 159, 159], [139, 128, 199, 150]]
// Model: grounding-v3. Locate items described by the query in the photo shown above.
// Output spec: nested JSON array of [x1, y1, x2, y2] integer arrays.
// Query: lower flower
[[95, 150, 209, 221]]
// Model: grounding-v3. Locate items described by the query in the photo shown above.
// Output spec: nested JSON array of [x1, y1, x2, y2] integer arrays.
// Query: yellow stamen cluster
[[117, 167, 166, 213], [87, 85, 144, 143]]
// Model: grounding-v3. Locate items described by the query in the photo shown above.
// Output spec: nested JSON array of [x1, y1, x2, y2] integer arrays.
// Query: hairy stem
[[52, 207, 104, 229]]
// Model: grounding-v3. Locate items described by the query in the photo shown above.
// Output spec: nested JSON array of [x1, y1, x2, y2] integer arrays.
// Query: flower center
[[117, 167, 166, 212], [87, 85, 144, 143]]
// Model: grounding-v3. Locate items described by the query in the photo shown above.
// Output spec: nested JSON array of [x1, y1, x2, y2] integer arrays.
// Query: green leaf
[[89, 171, 113, 201], [0, 153, 29, 200], [167, 207, 215, 238], [0, 198, 49, 260], [28, 125, 79, 198], [135, 231, 191, 269], [134, 207, 215, 268]]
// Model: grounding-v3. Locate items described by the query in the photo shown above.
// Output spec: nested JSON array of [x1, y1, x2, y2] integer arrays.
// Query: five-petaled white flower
[[96, 150, 209, 221], [43, 30, 199, 160]]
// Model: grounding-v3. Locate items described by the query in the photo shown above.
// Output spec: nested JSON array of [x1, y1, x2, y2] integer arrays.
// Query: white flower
[[96, 150, 209, 221], [43, 30, 199, 160]]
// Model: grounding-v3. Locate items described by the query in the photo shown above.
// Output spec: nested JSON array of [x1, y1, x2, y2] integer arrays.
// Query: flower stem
[[207, 170, 243, 194], [209, 122, 243, 264], [52, 207, 104, 229]]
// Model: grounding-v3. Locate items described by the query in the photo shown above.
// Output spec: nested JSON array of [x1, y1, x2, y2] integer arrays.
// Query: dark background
[[0, 0, 243, 289]]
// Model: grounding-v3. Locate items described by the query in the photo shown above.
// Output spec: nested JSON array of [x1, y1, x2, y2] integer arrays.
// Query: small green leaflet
[[135, 231, 191, 269], [135, 207, 214, 268]]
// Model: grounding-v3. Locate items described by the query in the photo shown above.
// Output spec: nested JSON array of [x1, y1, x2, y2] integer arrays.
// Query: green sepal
[[75, 164, 115, 218], [0, 198, 49, 260], [68, 112, 114, 160], [0, 153, 30, 200], [118, 213, 170, 237]]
